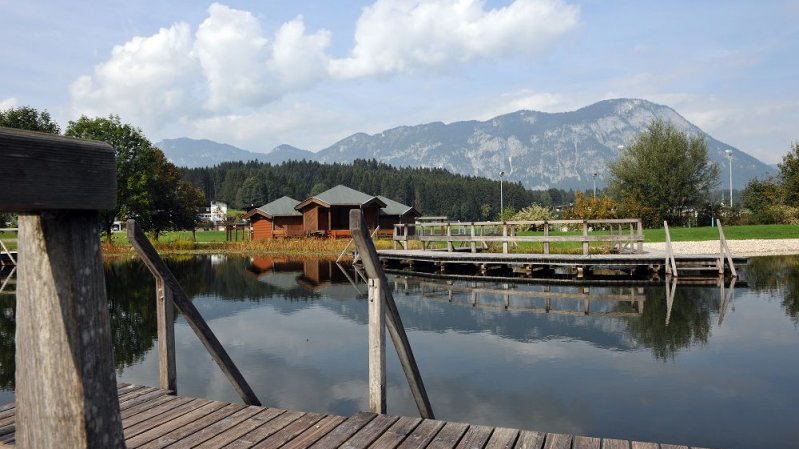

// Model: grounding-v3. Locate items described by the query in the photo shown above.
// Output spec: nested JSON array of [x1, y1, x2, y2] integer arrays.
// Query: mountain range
[[157, 98, 775, 189]]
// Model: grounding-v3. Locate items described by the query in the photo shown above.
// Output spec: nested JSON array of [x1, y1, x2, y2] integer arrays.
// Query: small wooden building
[[243, 196, 303, 240], [295, 185, 386, 237], [377, 195, 421, 231]]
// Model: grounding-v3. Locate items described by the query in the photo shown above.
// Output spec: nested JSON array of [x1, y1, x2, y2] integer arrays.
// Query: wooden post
[[446, 223, 453, 252], [582, 220, 589, 255], [636, 220, 643, 253], [350, 210, 434, 419], [470, 224, 476, 253], [368, 279, 386, 413], [502, 224, 508, 254], [1, 129, 125, 449], [543, 221, 550, 254], [155, 277, 177, 392], [127, 220, 261, 406]]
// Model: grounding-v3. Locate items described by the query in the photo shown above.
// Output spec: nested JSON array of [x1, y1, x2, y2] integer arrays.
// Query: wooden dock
[[0, 383, 711, 449]]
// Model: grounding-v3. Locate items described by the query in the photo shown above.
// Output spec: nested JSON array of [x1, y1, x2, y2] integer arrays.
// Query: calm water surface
[[0, 255, 797, 449]]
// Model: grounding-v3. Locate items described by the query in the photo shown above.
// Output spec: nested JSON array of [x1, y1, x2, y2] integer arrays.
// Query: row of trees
[[1, 106, 204, 239], [182, 160, 580, 221]]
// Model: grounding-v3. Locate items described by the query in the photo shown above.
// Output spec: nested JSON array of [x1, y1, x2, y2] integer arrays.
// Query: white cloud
[[0, 97, 17, 109], [330, 0, 579, 78]]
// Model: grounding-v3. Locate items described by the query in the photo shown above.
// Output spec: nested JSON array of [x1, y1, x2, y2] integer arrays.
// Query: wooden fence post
[[502, 224, 509, 254], [1, 128, 125, 449], [543, 221, 550, 254], [368, 278, 386, 413], [350, 210, 434, 419], [155, 277, 177, 392], [470, 224, 476, 253], [582, 220, 589, 255]]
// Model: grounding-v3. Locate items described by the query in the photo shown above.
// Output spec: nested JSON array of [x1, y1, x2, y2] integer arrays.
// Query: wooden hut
[[295, 185, 386, 238], [243, 196, 303, 240], [377, 195, 420, 233]]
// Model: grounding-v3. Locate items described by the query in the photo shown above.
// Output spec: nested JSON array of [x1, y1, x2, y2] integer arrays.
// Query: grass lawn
[[643, 224, 799, 242]]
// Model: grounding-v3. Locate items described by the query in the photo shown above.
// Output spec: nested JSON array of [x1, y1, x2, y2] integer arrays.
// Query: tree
[[741, 177, 783, 224], [608, 120, 719, 227], [778, 142, 799, 207], [0, 105, 60, 133]]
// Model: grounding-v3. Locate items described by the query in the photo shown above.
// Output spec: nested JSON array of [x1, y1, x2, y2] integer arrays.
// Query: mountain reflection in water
[[0, 255, 797, 449]]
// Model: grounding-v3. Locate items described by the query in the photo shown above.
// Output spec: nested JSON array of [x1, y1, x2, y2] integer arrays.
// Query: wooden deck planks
[[0, 385, 718, 449]]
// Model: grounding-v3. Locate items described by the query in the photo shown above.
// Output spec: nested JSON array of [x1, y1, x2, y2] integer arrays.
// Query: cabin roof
[[244, 196, 302, 219], [376, 195, 420, 217], [296, 185, 387, 210]]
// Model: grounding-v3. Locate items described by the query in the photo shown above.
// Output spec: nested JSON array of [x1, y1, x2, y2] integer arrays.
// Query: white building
[[199, 201, 228, 225]]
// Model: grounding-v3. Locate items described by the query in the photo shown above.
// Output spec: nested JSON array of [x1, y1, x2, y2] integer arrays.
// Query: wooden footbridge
[[0, 128, 720, 449]]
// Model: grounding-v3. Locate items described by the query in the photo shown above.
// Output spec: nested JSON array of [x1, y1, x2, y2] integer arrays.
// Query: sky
[[1, 0, 797, 163]]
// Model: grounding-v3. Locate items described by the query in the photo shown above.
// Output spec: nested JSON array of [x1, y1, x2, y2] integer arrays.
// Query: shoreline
[[643, 238, 799, 257]]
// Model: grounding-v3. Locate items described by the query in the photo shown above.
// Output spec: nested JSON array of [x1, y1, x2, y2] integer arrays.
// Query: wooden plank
[[602, 439, 630, 449], [118, 389, 170, 413], [308, 412, 376, 449], [366, 416, 421, 449], [350, 210, 435, 419], [426, 421, 469, 449], [573, 436, 600, 449], [484, 427, 519, 449], [514, 431, 545, 449], [543, 433, 572, 449], [248, 412, 326, 449], [15, 211, 125, 449], [226, 410, 306, 449], [120, 395, 180, 420], [659, 445, 688, 449], [455, 424, 494, 449], [191, 408, 284, 448], [122, 396, 193, 428], [630, 443, 659, 449], [280, 415, 347, 449], [0, 128, 117, 211], [338, 414, 398, 448], [155, 405, 262, 447], [396, 419, 446, 449], [124, 399, 212, 439], [134, 403, 244, 449], [124, 400, 226, 448], [127, 220, 261, 406], [368, 278, 386, 414]]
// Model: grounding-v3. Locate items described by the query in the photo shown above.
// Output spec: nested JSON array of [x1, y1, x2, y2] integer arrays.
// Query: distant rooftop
[[376, 195, 420, 217], [296, 185, 386, 209], [244, 196, 301, 219]]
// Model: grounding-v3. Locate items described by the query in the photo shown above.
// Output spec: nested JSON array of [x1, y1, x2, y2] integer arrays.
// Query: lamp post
[[725, 149, 733, 207], [592, 172, 597, 200], [499, 171, 505, 218]]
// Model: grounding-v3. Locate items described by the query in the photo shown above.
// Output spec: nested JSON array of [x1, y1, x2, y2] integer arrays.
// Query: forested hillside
[[181, 159, 575, 221]]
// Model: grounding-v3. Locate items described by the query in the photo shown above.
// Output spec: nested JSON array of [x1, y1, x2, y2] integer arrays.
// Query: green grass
[[643, 224, 799, 242], [0, 231, 17, 251]]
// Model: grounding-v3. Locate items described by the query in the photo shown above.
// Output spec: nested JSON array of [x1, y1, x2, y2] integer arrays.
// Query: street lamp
[[725, 149, 733, 207], [499, 171, 505, 216], [592, 172, 597, 200]]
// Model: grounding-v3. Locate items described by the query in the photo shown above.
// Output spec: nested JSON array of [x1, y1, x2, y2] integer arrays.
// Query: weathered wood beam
[[0, 127, 116, 212]]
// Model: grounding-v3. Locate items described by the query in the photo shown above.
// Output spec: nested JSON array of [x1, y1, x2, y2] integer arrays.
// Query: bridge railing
[[393, 219, 644, 255], [0, 227, 17, 266]]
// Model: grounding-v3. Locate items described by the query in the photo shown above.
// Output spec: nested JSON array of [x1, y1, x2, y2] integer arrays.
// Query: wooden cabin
[[295, 185, 386, 238], [243, 196, 303, 240], [377, 195, 421, 234]]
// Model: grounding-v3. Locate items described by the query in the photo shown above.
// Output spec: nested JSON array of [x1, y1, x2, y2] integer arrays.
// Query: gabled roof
[[243, 196, 302, 219], [296, 185, 387, 210], [377, 196, 420, 217]]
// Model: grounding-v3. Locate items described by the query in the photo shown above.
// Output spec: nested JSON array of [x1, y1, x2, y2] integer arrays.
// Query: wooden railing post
[[155, 277, 177, 392], [470, 224, 476, 253], [446, 223, 453, 252], [502, 224, 509, 254], [636, 220, 643, 253], [543, 221, 550, 254], [582, 220, 589, 255], [1, 128, 125, 449], [350, 210, 434, 419], [127, 220, 261, 406], [368, 278, 386, 413]]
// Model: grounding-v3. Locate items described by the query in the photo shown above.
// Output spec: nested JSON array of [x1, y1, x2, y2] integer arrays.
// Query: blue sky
[[1, 0, 797, 163]]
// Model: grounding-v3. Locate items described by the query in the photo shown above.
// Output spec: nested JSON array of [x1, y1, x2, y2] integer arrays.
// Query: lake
[[0, 255, 797, 449]]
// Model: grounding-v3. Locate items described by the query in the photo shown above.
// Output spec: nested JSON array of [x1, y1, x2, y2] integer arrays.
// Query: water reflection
[[0, 256, 798, 449]]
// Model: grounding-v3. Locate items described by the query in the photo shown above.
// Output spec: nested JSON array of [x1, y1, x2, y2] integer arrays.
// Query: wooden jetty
[[0, 129, 721, 449], [0, 383, 713, 449]]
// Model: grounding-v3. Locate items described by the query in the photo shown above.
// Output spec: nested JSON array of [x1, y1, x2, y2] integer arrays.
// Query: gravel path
[[643, 239, 799, 257]]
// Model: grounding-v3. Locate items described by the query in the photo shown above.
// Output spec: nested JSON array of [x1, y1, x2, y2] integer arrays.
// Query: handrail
[[663, 221, 678, 277], [350, 209, 434, 418], [127, 219, 261, 406], [716, 220, 737, 277], [338, 225, 380, 263], [394, 219, 644, 255]]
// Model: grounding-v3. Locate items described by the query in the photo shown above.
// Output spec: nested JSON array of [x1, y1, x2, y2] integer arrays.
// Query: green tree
[[236, 176, 269, 207], [0, 105, 60, 133], [608, 120, 719, 227], [778, 142, 799, 206], [741, 177, 783, 224]]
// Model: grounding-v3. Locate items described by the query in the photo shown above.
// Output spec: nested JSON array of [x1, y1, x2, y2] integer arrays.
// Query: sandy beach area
[[643, 239, 799, 257]]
